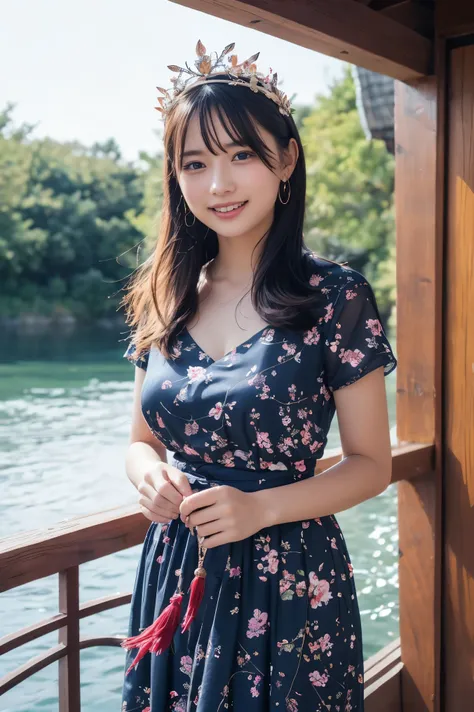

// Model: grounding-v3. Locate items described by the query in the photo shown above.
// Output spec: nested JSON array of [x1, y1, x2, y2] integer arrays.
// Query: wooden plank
[[0, 504, 149, 593], [58, 567, 80, 712], [437, 0, 474, 38], [169, 0, 432, 80], [364, 662, 403, 712], [0, 644, 66, 696], [0, 446, 431, 593], [0, 613, 67, 655], [394, 56, 445, 712], [443, 43, 474, 710]]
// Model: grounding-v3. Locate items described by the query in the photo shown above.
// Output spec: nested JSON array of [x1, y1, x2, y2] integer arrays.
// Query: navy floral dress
[[121, 256, 397, 712]]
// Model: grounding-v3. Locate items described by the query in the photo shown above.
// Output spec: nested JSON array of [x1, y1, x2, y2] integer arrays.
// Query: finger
[[197, 531, 228, 549], [169, 470, 193, 498], [139, 505, 173, 524], [193, 518, 222, 538], [144, 469, 182, 508], [154, 469, 184, 508], [179, 488, 220, 518], [188, 504, 222, 527], [138, 494, 179, 520]]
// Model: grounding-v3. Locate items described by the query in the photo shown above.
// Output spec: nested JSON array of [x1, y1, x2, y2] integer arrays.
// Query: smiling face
[[177, 109, 296, 241]]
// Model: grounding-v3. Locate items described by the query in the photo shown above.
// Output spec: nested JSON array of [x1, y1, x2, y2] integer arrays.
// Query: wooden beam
[[169, 0, 432, 81], [394, 50, 446, 711], [444, 42, 474, 710]]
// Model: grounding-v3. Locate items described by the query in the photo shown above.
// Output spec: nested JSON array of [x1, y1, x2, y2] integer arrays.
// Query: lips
[[210, 201, 248, 213]]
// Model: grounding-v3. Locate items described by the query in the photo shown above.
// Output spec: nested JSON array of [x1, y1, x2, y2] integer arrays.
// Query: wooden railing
[[0, 443, 433, 711]]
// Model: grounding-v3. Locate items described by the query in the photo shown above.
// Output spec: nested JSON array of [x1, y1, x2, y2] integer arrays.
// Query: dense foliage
[[0, 67, 395, 325]]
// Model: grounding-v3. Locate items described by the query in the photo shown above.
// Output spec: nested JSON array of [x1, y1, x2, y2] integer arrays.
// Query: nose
[[209, 160, 236, 196]]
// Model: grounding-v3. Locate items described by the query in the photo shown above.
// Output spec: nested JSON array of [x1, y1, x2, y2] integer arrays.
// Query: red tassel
[[122, 591, 184, 675], [181, 568, 206, 633]]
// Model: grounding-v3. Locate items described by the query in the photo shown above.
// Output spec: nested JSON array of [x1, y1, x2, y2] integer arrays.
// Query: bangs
[[172, 82, 280, 173]]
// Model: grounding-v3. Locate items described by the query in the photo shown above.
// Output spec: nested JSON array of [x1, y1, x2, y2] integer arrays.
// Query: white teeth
[[214, 202, 245, 213]]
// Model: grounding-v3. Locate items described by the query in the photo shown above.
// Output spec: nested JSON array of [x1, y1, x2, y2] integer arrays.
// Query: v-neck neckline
[[183, 324, 272, 365]]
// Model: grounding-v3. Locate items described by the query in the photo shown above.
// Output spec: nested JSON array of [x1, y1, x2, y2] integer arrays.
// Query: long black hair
[[122, 73, 341, 359]]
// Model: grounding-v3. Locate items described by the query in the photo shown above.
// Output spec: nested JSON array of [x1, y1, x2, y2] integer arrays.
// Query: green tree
[[300, 67, 395, 315]]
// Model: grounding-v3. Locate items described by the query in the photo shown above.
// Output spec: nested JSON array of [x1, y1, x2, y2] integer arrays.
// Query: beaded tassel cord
[[122, 539, 207, 676]]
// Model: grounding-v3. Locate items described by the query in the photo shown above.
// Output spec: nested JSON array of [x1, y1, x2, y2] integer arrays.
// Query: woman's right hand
[[137, 462, 194, 523]]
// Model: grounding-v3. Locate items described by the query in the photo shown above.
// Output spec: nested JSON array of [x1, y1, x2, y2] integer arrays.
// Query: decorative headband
[[155, 39, 294, 119]]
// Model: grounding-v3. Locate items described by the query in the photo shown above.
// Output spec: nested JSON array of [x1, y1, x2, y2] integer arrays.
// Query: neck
[[210, 211, 273, 286]]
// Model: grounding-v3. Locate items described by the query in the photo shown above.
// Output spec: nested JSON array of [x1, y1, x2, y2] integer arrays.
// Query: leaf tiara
[[155, 39, 294, 119]]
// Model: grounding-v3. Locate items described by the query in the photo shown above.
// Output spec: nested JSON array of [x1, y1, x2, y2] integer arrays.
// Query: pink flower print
[[324, 303, 334, 323], [303, 326, 321, 346], [156, 554, 164, 564], [169, 691, 178, 698], [347, 562, 354, 577], [282, 342, 297, 356], [248, 373, 266, 388], [308, 573, 333, 608], [319, 633, 333, 652], [262, 328, 275, 343], [367, 317, 382, 336], [229, 566, 241, 577], [321, 383, 331, 401], [309, 670, 329, 687], [184, 420, 199, 436], [340, 348, 364, 367], [256, 430, 273, 453], [297, 408, 308, 419], [288, 384, 297, 401], [329, 332, 342, 353], [234, 449, 250, 461], [302, 521, 310, 529], [261, 548, 279, 574], [209, 402, 223, 419], [282, 415, 291, 426], [180, 655, 193, 675], [183, 444, 199, 456], [143, 708, 151, 712], [157, 415, 166, 429], [161, 379, 172, 389], [287, 698, 299, 712], [296, 580, 307, 597], [203, 452, 212, 463], [295, 460, 306, 472], [330, 537, 338, 549], [187, 365, 207, 383], [309, 273, 323, 286], [221, 451, 235, 467], [250, 674, 262, 698], [246, 609, 268, 639]]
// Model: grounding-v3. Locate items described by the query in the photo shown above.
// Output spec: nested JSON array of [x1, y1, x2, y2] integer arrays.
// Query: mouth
[[209, 201, 248, 219]]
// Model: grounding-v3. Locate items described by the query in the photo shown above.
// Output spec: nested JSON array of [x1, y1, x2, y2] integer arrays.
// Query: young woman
[[120, 40, 397, 712]]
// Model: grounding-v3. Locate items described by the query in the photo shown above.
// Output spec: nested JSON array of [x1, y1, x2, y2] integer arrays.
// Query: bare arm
[[126, 365, 192, 521], [255, 366, 393, 526]]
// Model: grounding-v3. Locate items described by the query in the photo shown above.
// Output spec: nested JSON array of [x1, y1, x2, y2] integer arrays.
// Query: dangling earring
[[278, 179, 291, 205], [183, 200, 196, 227]]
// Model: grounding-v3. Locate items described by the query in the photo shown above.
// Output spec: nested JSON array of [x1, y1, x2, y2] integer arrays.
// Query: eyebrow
[[182, 141, 247, 159]]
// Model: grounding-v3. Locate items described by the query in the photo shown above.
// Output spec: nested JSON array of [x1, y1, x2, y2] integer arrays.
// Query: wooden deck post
[[58, 566, 81, 712], [394, 64, 445, 712]]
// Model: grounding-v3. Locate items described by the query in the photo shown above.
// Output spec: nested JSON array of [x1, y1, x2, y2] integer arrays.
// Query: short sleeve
[[324, 276, 397, 392], [123, 341, 149, 371]]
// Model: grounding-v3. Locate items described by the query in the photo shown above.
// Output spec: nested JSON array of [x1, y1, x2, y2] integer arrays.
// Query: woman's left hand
[[179, 486, 265, 549]]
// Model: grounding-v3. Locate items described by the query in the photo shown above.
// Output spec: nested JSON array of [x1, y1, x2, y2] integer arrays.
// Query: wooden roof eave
[[169, 0, 433, 81]]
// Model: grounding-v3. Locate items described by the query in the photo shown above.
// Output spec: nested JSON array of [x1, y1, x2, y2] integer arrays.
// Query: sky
[[1, 0, 346, 163]]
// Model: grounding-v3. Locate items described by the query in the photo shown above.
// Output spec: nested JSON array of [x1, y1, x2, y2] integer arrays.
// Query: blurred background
[[0, 1, 398, 709]]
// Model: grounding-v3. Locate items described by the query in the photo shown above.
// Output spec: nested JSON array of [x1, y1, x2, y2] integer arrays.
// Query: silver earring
[[278, 180, 291, 205]]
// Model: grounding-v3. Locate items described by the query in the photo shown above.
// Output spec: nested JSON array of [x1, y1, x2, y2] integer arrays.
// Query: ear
[[281, 138, 299, 181]]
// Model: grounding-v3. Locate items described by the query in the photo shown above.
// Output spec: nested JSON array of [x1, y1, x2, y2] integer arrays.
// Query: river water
[[0, 325, 399, 711]]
